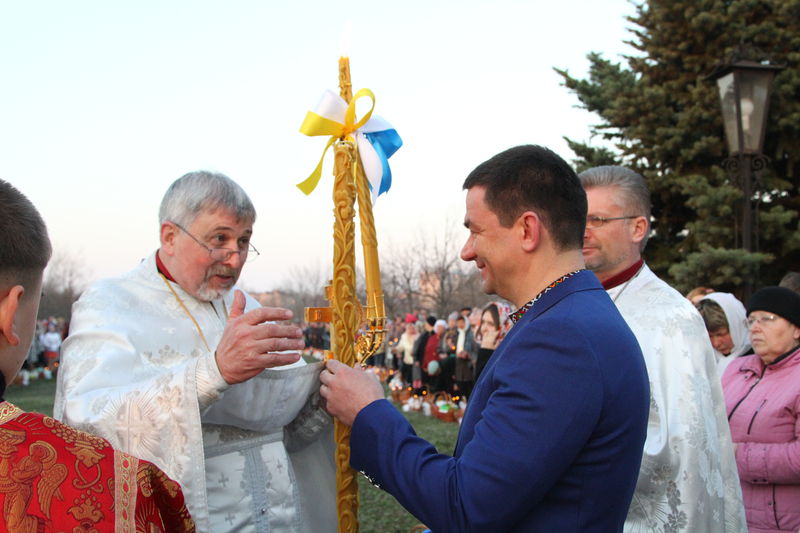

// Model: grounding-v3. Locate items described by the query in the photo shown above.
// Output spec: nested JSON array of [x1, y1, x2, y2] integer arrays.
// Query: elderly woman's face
[[748, 312, 800, 362]]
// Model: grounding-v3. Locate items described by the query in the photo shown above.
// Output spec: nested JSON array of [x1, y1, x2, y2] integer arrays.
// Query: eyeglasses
[[586, 215, 642, 229], [746, 314, 779, 327], [172, 222, 260, 263]]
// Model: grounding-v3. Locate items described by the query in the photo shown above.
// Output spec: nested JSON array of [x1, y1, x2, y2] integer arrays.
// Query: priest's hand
[[215, 290, 304, 384], [319, 359, 384, 426]]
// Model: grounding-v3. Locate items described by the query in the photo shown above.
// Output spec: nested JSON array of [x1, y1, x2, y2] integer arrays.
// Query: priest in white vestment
[[579, 166, 747, 533], [54, 171, 337, 533]]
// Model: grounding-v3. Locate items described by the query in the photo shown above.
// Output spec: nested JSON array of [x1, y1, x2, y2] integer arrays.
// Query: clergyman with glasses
[[54, 171, 336, 533], [578, 165, 747, 533]]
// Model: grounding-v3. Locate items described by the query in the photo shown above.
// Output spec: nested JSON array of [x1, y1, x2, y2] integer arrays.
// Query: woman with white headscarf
[[697, 292, 751, 375], [473, 301, 512, 382]]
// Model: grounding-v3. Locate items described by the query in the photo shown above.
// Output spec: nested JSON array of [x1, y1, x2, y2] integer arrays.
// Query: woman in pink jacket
[[722, 286, 800, 532]]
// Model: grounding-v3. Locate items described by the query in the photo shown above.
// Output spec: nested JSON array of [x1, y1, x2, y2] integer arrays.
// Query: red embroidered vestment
[[0, 401, 195, 532]]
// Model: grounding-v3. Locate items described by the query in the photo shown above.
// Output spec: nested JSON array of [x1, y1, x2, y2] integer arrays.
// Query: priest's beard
[[195, 265, 240, 301]]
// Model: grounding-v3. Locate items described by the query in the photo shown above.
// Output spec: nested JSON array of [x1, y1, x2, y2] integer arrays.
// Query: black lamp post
[[708, 52, 783, 298]]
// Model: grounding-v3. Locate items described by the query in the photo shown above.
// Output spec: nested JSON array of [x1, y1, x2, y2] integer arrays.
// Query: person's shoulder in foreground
[[0, 401, 195, 532], [0, 178, 195, 532]]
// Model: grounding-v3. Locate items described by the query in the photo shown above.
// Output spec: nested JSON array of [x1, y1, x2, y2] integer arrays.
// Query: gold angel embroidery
[[0, 434, 68, 532]]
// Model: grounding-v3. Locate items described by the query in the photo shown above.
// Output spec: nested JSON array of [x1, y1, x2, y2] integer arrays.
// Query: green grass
[[358, 408, 459, 532], [5, 376, 58, 416], [5, 377, 459, 533]]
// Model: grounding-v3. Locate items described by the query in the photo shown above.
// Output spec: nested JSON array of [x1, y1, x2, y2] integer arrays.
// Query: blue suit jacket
[[351, 271, 649, 532]]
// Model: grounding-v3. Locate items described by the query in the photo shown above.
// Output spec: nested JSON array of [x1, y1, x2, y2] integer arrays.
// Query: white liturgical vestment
[[607, 265, 747, 533], [54, 253, 336, 533]]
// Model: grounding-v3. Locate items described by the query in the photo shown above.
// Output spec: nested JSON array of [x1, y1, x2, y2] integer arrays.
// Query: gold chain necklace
[[158, 273, 228, 352]]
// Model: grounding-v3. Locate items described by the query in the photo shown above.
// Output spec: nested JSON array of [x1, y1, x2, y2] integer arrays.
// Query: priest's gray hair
[[578, 165, 652, 251], [159, 170, 256, 227]]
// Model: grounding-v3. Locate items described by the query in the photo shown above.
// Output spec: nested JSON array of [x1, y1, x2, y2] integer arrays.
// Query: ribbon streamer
[[297, 88, 402, 198]]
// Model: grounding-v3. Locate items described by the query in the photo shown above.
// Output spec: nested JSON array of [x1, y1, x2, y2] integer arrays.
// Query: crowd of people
[[352, 304, 511, 399], [303, 302, 515, 401], [1, 145, 799, 532], [684, 277, 800, 533], [12, 316, 68, 384]]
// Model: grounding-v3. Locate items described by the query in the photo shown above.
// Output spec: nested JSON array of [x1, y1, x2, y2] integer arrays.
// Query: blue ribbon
[[364, 129, 403, 196]]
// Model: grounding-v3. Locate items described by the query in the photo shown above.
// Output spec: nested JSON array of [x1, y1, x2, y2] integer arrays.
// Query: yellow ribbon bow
[[296, 88, 376, 195]]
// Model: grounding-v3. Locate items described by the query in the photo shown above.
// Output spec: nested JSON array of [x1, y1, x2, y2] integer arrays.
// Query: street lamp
[[708, 51, 783, 297], [713, 60, 782, 157]]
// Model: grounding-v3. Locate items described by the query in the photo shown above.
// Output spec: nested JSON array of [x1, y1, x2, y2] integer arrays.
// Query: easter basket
[[431, 391, 458, 423], [391, 386, 413, 404]]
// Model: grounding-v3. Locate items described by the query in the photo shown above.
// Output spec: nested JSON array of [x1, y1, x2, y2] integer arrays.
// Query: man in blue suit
[[320, 145, 649, 532]]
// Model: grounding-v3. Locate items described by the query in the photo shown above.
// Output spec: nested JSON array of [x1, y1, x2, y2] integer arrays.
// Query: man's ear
[[631, 216, 649, 246], [160, 222, 177, 255], [519, 211, 542, 253], [0, 286, 24, 346]]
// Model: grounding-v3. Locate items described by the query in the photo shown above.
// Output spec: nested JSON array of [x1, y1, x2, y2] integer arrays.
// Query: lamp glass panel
[[736, 69, 774, 153], [716, 72, 739, 154]]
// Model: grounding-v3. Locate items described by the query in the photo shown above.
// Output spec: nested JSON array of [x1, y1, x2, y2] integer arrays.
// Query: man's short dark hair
[[0, 179, 52, 289], [463, 145, 586, 250]]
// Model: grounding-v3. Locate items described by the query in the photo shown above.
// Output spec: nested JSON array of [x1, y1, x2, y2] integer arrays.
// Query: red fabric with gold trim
[[0, 402, 195, 532]]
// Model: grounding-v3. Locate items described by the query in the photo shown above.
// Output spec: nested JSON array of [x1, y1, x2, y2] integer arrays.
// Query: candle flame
[[339, 19, 353, 58]]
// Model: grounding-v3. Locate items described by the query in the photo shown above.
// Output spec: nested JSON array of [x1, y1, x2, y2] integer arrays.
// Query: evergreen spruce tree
[[556, 0, 800, 294]]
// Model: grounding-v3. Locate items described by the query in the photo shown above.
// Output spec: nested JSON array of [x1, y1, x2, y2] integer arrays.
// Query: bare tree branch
[[39, 249, 92, 321]]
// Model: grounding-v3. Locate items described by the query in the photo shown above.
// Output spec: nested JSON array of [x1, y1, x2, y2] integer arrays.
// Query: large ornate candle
[[331, 55, 360, 533], [297, 57, 402, 532]]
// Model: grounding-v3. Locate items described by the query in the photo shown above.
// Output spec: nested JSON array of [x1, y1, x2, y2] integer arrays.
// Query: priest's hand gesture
[[215, 290, 304, 384]]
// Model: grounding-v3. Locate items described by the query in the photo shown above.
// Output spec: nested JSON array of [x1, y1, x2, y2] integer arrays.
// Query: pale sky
[[1, 0, 637, 291]]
